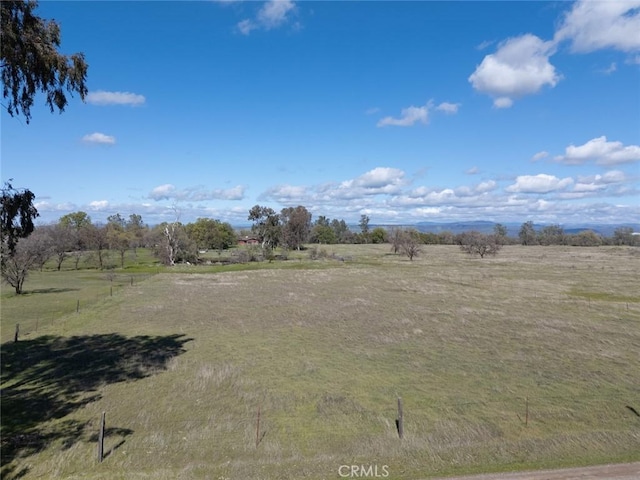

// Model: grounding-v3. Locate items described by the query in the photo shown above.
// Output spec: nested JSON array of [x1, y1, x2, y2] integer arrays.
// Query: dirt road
[[430, 462, 640, 480]]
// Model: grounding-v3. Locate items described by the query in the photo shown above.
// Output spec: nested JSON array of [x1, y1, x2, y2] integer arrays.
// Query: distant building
[[237, 236, 260, 246]]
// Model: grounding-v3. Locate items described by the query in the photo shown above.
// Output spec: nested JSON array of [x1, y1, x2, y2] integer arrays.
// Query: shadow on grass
[[26, 287, 81, 295], [1, 333, 191, 477]]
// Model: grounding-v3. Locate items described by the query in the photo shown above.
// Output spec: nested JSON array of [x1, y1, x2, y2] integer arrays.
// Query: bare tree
[[398, 228, 422, 261], [23, 226, 53, 271], [459, 231, 502, 258], [49, 222, 75, 270], [1, 236, 40, 294]]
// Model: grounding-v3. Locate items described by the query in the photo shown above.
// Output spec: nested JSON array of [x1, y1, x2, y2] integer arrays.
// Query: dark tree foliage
[[1, 180, 39, 254], [281, 205, 312, 250], [1, 0, 88, 123]]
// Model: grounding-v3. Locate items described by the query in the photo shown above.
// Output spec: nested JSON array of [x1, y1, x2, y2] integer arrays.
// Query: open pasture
[[1, 245, 639, 479]]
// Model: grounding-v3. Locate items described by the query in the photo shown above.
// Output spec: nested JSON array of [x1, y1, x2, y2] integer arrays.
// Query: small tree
[[613, 227, 635, 246], [359, 214, 370, 243], [538, 224, 565, 246], [1, 180, 39, 255], [493, 223, 508, 245], [389, 227, 404, 254], [248, 205, 281, 251], [459, 231, 502, 258], [370, 227, 387, 244], [1, 236, 39, 294], [281, 206, 312, 250], [519, 221, 537, 246], [398, 228, 422, 261]]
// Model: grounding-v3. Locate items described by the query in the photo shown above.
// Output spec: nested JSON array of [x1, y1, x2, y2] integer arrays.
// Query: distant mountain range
[[382, 221, 638, 237]]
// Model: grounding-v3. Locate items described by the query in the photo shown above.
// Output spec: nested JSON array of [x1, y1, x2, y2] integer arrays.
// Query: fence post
[[14, 323, 19, 343], [76, 300, 80, 313], [97, 412, 106, 462], [396, 397, 404, 439], [256, 405, 261, 448], [525, 396, 529, 427]]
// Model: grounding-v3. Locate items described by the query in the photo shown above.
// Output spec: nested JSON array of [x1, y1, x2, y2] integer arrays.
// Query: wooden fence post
[[97, 412, 106, 462], [256, 405, 261, 448], [76, 300, 80, 313], [14, 323, 19, 343], [525, 396, 529, 427], [396, 397, 404, 439]]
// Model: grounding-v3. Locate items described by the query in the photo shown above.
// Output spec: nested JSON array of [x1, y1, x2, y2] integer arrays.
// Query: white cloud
[[82, 132, 116, 144], [475, 40, 494, 51], [89, 200, 109, 210], [86, 90, 146, 106], [258, 0, 295, 28], [555, 136, 640, 165], [377, 104, 430, 127], [506, 174, 574, 194], [237, 0, 296, 35], [149, 184, 177, 200], [261, 184, 308, 202], [599, 62, 617, 75], [339, 167, 407, 196], [237, 19, 256, 35], [466, 167, 480, 175], [468, 34, 561, 108], [435, 102, 461, 114], [554, 0, 640, 53], [532, 151, 549, 162], [149, 184, 246, 202]]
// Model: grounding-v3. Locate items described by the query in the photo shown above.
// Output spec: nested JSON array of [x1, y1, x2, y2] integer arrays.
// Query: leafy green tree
[[519, 221, 537, 246], [186, 218, 236, 251], [248, 205, 281, 251], [59, 211, 92, 250], [1, 180, 39, 255], [281, 205, 312, 250], [370, 227, 387, 244], [59, 211, 92, 230], [311, 224, 337, 244], [1, 0, 88, 123], [126, 214, 146, 254], [106, 215, 130, 268]]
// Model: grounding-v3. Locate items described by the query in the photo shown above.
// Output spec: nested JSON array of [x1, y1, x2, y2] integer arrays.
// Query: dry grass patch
[[2, 245, 639, 479]]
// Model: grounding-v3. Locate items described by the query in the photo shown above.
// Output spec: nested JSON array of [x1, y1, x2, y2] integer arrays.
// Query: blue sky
[[2, 0, 639, 226]]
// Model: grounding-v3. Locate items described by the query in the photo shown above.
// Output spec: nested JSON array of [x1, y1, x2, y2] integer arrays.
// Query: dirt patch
[[430, 462, 640, 480]]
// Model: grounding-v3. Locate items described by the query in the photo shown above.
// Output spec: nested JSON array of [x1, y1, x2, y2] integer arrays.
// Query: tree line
[[1, 190, 637, 294]]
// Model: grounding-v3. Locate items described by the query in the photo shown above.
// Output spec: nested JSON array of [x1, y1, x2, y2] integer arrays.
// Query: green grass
[[2, 245, 639, 479]]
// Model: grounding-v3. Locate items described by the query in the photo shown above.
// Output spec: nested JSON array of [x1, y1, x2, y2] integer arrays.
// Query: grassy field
[[1, 245, 639, 479]]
